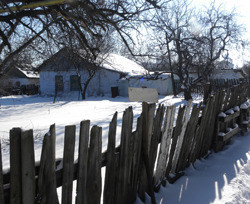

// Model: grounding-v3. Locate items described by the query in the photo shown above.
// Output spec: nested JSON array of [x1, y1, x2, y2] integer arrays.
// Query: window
[[70, 75, 80, 91], [15, 81, 20, 87], [55, 75, 64, 92]]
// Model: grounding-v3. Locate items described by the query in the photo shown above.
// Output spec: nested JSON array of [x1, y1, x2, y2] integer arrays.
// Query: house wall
[[0, 76, 39, 89], [118, 77, 174, 96], [39, 69, 120, 96]]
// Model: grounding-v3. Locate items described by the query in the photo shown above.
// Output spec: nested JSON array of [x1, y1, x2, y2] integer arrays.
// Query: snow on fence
[[0, 83, 249, 204]]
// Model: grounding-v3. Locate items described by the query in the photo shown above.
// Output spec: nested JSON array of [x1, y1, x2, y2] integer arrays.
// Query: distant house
[[215, 59, 234, 70], [0, 65, 39, 94], [38, 49, 147, 97], [210, 68, 246, 80]]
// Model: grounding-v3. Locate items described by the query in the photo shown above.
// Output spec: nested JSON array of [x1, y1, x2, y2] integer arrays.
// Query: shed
[[118, 72, 180, 96], [0, 65, 39, 94]]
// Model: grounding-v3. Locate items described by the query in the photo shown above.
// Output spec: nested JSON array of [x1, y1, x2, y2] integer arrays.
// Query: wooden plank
[[130, 116, 143, 202], [195, 96, 215, 159], [165, 105, 185, 179], [103, 113, 117, 204], [188, 102, 210, 164], [147, 103, 156, 154], [219, 110, 240, 123], [21, 130, 35, 204], [218, 127, 240, 142], [171, 100, 192, 173], [176, 104, 201, 172], [37, 130, 58, 204], [116, 107, 134, 204], [154, 105, 176, 187], [199, 94, 218, 157], [49, 124, 56, 169], [76, 120, 90, 204], [204, 92, 224, 154], [9, 128, 22, 204], [222, 89, 230, 112], [0, 140, 4, 204], [61, 125, 76, 204], [149, 104, 165, 175], [138, 102, 157, 203], [86, 125, 102, 204]]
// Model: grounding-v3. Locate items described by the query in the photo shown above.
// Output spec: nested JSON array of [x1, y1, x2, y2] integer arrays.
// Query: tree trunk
[[170, 73, 177, 96], [184, 88, 192, 100]]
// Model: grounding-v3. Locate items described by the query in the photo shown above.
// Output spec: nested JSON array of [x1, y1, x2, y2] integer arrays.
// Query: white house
[[38, 49, 147, 97]]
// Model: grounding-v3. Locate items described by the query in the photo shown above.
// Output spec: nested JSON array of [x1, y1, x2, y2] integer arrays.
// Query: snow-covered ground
[[0, 94, 249, 203]]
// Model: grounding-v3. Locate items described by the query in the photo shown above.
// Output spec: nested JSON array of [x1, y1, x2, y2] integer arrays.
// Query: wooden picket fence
[[191, 78, 248, 94], [0, 83, 249, 204]]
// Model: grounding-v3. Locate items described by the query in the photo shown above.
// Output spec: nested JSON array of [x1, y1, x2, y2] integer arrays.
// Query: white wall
[[39, 69, 120, 96], [118, 77, 174, 96]]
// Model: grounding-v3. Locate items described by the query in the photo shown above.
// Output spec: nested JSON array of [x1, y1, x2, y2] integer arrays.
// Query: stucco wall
[[39, 69, 120, 97], [118, 77, 174, 96]]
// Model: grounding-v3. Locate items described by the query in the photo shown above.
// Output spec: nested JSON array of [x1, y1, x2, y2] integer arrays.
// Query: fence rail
[[0, 83, 249, 204]]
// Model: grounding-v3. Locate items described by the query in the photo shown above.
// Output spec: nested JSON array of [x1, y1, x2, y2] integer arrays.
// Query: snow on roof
[[18, 68, 39, 78], [100, 54, 147, 76]]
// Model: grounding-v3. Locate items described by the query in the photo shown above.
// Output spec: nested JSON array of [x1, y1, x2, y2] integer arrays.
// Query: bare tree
[[147, 0, 245, 100], [192, 1, 244, 82], [0, 0, 161, 74]]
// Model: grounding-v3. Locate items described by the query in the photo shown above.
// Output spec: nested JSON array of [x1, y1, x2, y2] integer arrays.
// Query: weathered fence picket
[[171, 100, 192, 173], [130, 116, 143, 202], [86, 125, 102, 204], [176, 104, 201, 172], [1, 83, 249, 204], [149, 104, 165, 178], [103, 113, 117, 204], [21, 130, 35, 204], [165, 105, 185, 179], [62, 125, 76, 204], [10, 128, 22, 204], [0, 141, 4, 204], [37, 125, 58, 204], [76, 120, 90, 204], [154, 105, 176, 187], [116, 107, 134, 204]]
